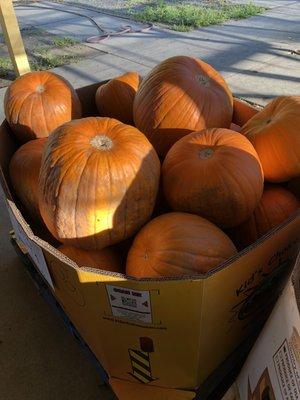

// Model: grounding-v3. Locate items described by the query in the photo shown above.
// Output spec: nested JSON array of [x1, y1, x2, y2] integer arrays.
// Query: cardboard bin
[[0, 82, 299, 399]]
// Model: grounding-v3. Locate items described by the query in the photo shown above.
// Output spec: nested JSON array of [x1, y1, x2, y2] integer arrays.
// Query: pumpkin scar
[[36, 84, 45, 93], [199, 148, 214, 159], [90, 135, 113, 150]]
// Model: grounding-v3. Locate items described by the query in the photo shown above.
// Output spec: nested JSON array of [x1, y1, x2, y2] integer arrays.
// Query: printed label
[[8, 207, 54, 289], [273, 339, 300, 399], [106, 285, 152, 324]]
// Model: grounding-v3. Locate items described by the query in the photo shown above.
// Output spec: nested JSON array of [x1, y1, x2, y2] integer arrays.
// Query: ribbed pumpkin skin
[[232, 98, 259, 126], [133, 56, 233, 157], [230, 186, 299, 250], [9, 138, 47, 221], [126, 212, 237, 278], [162, 128, 264, 229], [242, 96, 300, 182], [95, 72, 141, 125], [59, 245, 122, 272], [4, 71, 82, 143], [39, 117, 160, 250]]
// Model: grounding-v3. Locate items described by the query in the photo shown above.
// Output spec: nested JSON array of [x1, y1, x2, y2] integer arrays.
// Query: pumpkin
[[4, 71, 82, 143], [59, 245, 122, 272], [162, 128, 264, 229], [133, 56, 233, 157], [9, 138, 47, 221], [242, 96, 300, 182], [230, 185, 299, 250], [230, 123, 242, 132], [95, 72, 141, 125], [126, 212, 237, 278], [232, 98, 259, 126], [39, 117, 160, 249]]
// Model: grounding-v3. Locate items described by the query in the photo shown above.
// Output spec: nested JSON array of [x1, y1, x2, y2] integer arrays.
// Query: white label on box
[[106, 285, 152, 324], [273, 339, 300, 399], [8, 207, 54, 290]]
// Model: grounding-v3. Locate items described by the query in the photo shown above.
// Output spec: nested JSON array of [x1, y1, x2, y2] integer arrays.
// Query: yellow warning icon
[[128, 349, 156, 384]]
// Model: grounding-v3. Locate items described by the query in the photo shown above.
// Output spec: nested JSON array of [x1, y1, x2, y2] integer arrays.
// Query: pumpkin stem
[[199, 148, 214, 159], [90, 135, 113, 150]]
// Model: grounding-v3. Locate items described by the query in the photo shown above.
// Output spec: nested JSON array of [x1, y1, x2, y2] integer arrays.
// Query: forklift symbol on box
[[128, 337, 157, 384]]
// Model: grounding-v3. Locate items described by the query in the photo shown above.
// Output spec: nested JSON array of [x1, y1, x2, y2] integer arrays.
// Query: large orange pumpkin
[[133, 56, 233, 157], [9, 138, 47, 221], [4, 71, 82, 143], [162, 128, 264, 229], [95, 72, 141, 125], [59, 245, 122, 272], [232, 98, 259, 126], [230, 185, 299, 250], [242, 96, 300, 182], [39, 117, 160, 249], [126, 212, 237, 278]]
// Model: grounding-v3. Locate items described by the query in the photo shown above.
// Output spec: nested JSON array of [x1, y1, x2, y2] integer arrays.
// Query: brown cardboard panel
[[76, 81, 105, 117], [109, 378, 195, 399], [0, 120, 17, 182]]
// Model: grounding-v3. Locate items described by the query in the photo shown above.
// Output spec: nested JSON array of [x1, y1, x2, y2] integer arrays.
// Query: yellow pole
[[0, 0, 30, 76]]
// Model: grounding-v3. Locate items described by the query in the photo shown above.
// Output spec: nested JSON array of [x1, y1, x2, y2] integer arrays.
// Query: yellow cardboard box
[[0, 83, 299, 397]]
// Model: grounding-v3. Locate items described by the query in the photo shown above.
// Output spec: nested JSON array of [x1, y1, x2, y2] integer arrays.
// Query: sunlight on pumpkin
[[87, 208, 115, 232]]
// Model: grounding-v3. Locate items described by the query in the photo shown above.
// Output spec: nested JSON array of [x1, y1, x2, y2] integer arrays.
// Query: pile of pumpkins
[[5, 55, 300, 278]]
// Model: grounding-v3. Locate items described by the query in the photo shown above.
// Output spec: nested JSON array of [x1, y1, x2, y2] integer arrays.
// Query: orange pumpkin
[[126, 212, 237, 278], [133, 56, 233, 157], [242, 96, 300, 182], [9, 138, 47, 221], [230, 185, 299, 250], [162, 128, 264, 229], [59, 245, 122, 272], [95, 72, 141, 124], [4, 71, 82, 143], [232, 98, 259, 126], [39, 117, 160, 250]]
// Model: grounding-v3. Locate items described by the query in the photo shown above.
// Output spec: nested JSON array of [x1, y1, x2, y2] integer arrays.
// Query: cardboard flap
[[109, 378, 195, 400]]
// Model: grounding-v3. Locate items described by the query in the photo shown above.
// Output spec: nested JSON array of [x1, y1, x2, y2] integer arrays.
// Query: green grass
[[131, 1, 266, 31], [32, 49, 79, 69], [0, 52, 79, 80], [52, 36, 79, 47], [0, 57, 13, 72]]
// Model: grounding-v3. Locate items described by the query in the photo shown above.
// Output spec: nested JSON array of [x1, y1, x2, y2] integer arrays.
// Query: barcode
[[121, 297, 137, 308]]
